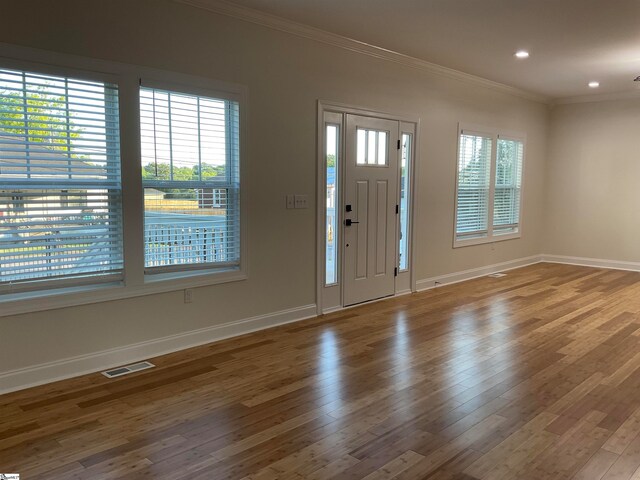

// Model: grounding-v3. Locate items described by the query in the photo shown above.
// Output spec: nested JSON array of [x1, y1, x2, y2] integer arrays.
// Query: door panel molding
[[355, 180, 368, 280], [375, 180, 388, 276]]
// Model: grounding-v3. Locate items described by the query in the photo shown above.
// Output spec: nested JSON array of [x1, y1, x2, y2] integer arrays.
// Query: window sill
[[144, 266, 245, 289], [453, 232, 521, 248], [0, 267, 247, 318]]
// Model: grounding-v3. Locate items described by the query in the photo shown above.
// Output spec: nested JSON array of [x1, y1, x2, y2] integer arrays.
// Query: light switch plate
[[294, 194, 308, 209], [286, 194, 295, 209]]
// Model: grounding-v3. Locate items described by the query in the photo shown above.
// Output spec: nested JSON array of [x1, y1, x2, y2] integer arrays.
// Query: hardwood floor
[[3, 263, 640, 479]]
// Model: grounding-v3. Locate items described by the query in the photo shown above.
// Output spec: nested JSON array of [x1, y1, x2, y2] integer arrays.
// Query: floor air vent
[[102, 361, 155, 378], [488, 272, 507, 278]]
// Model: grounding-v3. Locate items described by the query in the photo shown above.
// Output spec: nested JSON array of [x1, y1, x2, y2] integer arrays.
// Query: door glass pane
[[325, 124, 339, 285], [367, 130, 376, 164], [356, 129, 388, 165], [377, 132, 387, 165], [399, 133, 411, 271], [356, 129, 366, 165]]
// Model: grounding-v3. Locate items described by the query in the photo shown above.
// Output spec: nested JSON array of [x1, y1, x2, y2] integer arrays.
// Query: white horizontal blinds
[[494, 138, 524, 235], [140, 87, 240, 271], [456, 132, 492, 239], [0, 68, 123, 292]]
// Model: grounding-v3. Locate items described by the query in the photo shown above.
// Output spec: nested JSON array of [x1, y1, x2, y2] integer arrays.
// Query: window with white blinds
[[456, 132, 492, 240], [494, 138, 524, 235], [140, 86, 240, 273], [455, 127, 525, 246], [0, 68, 123, 292]]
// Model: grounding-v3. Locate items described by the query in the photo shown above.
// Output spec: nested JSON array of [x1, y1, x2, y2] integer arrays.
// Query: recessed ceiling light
[[588, 81, 600, 88], [514, 50, 529, 59]]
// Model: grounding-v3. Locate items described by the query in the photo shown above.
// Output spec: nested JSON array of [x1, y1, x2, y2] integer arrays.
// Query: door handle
[[345, 219, 360, 226]]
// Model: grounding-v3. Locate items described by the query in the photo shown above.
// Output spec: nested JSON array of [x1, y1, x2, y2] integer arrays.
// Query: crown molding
[[554, 89, 640, 106], [175, 0, 550, 105]]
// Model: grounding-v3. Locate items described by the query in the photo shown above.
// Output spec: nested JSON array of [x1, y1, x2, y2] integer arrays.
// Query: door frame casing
[[316, 100, 420, 314]]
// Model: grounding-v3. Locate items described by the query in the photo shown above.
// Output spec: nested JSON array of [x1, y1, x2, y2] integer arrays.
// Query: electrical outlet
[[294, 194, 308, 209], [286, 194, 295, 209], [184, 289, 193, 304]]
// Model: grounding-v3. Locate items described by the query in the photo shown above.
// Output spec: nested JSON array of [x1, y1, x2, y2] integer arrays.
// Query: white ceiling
[[221, 0, 640, 99]]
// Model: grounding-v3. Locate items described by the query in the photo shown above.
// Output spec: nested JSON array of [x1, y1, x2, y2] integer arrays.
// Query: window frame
[[453, 123, 526, 248], [0, 61, 125, 293], [138, 79, 242, 276], [0, 48, 248, 317]]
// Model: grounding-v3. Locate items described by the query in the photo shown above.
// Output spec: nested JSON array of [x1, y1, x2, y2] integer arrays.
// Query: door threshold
[[323, 290, 412, 315], [344, 293, 395, 309]]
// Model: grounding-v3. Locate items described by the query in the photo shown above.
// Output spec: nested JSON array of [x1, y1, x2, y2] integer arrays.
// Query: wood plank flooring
[[3, 263, 640, 479]]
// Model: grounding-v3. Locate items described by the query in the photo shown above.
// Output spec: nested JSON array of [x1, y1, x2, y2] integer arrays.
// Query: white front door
[[343, 114, 399, 306]]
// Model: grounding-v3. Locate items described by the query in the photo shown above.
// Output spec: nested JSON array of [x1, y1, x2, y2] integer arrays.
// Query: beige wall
[[0, 0, 549, 378], [545, 99, 640, 261]]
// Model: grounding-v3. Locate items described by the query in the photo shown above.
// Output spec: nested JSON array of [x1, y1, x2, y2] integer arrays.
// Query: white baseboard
[[0, 303, 317, 395], [416, 255, 543, 291], [321, 256, 542, 314], [541, 254, 640, 272], [6, 254, 637, 394]]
